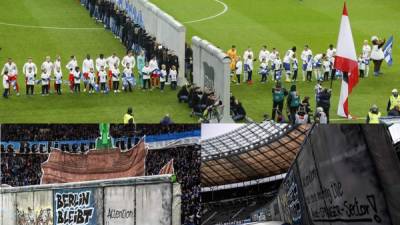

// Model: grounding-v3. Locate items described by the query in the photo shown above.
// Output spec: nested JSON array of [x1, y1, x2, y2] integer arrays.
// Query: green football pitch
[[0, 0, 399, 123]]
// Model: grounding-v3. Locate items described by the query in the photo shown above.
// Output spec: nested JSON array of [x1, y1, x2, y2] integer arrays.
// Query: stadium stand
[[200, 121, 310, 224], [202, 179, 282, 225], [0, 124, 201, 225], [201, 122, 310, 186]]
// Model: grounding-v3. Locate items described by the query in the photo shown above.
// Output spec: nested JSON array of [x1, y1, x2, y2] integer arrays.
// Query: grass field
[[0, 0, 196, 123], [152, 0, 400, 122], [0, 0, 399, 123]]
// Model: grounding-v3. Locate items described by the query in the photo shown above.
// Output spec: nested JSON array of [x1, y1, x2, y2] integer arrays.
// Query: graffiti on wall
[[16, 207, 52, 225], [54, 189, 96, 225]]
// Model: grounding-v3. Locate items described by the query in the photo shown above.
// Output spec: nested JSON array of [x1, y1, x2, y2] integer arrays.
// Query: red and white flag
[[334, 2, 359, 118], [159, 159, 175, 175]]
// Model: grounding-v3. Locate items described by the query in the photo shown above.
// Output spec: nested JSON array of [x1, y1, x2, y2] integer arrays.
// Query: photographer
[[317, 88, 331, 123]]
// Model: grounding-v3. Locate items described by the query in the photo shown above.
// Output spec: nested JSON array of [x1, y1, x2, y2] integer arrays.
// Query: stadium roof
[[201, 121, 310, 187]]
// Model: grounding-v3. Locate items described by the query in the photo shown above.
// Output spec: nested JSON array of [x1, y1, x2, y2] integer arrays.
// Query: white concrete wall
[[0, 176, 179, 225]]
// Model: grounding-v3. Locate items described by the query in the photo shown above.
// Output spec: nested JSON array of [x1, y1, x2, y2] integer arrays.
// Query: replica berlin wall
[[110, 0, 186, 85], [0, 175, 181, 225], [192, 36, 232, 123], [262, 125, 400, 225]]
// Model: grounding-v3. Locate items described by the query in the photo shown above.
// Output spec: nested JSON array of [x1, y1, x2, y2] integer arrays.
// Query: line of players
[[228, 40, 372, 84], [2, 50, 179, 98]]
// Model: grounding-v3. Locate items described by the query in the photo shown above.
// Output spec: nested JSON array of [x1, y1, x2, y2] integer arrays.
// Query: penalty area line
[[183, 0, 228, 24]]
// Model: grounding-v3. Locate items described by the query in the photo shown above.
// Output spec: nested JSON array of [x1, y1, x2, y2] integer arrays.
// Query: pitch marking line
[[0, 21, 103, 30], [183, 0, 228, 24]]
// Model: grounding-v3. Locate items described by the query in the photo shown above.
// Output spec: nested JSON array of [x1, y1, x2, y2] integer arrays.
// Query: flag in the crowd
[[383, 35, 393, 66], [41, 139, 148, 184], [159, 159, 175, 175], [334, 2, 359, 118]]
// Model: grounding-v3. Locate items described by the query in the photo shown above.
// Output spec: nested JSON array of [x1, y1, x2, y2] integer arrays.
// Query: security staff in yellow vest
[[366, 104, 381, 124], [387, 89, 400, 112], [123, 107, 135, 124]]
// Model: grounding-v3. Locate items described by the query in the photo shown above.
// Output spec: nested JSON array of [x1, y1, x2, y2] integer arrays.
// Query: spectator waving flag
[[383, 35, 394, 66], [334, 2, 359, 118]]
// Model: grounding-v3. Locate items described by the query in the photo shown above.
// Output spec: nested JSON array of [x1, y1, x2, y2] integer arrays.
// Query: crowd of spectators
[[1, 124, 199, 141], [202, 180, 282, 225], [1, 153, 47, 187], [1, 125, 201, 225], [147, 145, 201, 225]]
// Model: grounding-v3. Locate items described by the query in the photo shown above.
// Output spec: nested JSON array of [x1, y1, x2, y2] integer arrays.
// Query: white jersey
[[270, 51, 279, 62], [88, 72, 96, 84], [169, 70, 177, 82], [283, 50, 294, 64], [122, 55, 136, 68], [258, 50, 270, 62], [82, 59, 94, 74], [111, 66, 120, 81], [107, 56, 120, 68], [96, 58, 107, 71], [2, 63, 18, 76], [260, 62, 268, 74], [244, 58, 253, 71], [66, 59, 78, 71], [3, 75, 9, 89], [54, 70, 63, 84], [99, 70, 107, 83], [23, 62, 38, 75], [41, 61, 53, 75], [54, 60, 61, 73], [243, 50, 254, 62], [160, 69, 167, 82], [41, 72, 50, 85], [326, 48, 336, 62], [274, 59, 282, 70], [149, 59, 159, 72], [123, 67, 133, 78], [362, 44, 371, 59], [235, 60, 243, 75], [301, 49, 313, 63], [26, 70, 36, 85], [358, 57, 366, 70], [370, 45, 384, 60], [313, 54, 323, 65], [73, 71, 81, 83], [292, 58, 299, 70], [142, 66, 151, 79], [306, 59, 313, 71], [322, 60, 331, 72]]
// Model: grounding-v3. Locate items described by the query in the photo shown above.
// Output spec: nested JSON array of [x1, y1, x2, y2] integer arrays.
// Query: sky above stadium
[[201, 124, 245, 140]]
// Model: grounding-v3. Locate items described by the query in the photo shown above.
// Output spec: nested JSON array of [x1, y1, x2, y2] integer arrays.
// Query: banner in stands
[[54, 188, 96, 225], [192, 36, 232, 122], [270, 125, 400, 225], [111, 0, 186, 85], [1, 130, 200, 153]]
